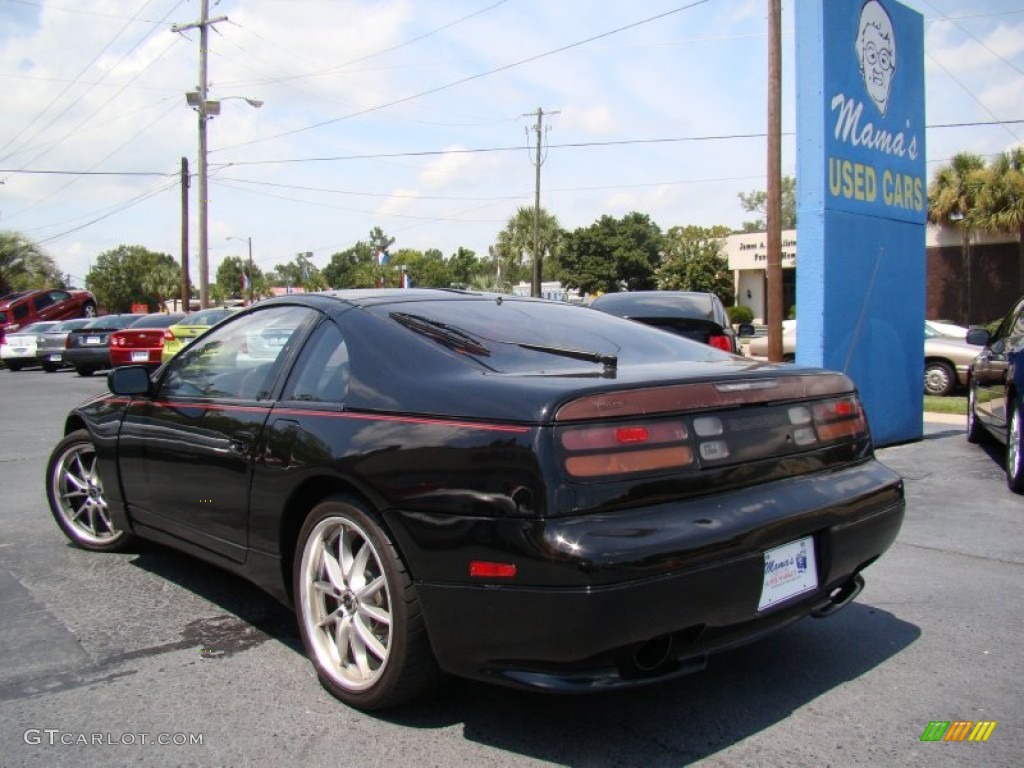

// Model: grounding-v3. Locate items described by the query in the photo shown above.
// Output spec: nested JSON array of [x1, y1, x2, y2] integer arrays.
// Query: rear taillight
[[163, 329, 175, 341], [708, 334, 733, 352], [556, 383, 869, 481], [559, 419, 693, 478], [811, 396, 868, 442]]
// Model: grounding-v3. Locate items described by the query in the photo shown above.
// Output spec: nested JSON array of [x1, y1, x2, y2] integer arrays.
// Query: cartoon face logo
[[856, 0, 896, 116]]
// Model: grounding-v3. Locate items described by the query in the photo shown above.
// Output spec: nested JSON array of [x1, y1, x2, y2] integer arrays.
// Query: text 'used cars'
[[46, 290, 905, 710]]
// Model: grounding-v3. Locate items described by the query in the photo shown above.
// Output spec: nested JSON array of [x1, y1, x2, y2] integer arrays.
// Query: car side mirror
[[966, 327, 991, 347], [737, 324, 756, 337], [108, 365, 152, 396]]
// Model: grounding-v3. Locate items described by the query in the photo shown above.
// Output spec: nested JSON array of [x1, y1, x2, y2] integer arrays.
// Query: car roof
[[589, 291, 717, 320], [125, 313, 187, 329]]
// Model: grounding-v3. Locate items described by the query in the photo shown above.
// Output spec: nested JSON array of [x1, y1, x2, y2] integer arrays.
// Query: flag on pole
[[242, 272, 250, 291], [401, 269, 411, 289]]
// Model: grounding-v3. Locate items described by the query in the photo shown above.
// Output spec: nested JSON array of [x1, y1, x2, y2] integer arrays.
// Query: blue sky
[[1, 0, 1022, 286]]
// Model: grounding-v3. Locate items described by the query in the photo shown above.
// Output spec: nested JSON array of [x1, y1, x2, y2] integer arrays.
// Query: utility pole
[[180, 157, 190, 313], [173, 0, 227, 309], [524, 107, 558, 298], [766, 0, 784, 362]]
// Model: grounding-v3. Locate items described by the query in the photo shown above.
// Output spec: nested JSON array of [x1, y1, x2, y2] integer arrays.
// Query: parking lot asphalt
[[0, 369, 1020, 767]]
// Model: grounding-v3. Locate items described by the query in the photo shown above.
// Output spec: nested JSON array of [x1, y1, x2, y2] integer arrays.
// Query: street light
[[185, 91, 262, 308], [226, 235, 254, 306]]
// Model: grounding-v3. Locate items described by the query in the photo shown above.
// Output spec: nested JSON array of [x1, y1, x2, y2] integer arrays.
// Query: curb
[[923, 412, 965, 425]]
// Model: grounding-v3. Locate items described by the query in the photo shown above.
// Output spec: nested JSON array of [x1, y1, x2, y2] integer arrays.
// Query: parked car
[[923, 324, 983, 397], [64, 314, 144, 377], [0, 321, 58, 370], [746, 320, 798, 361], [747, 321, 981, 396], [925, 319, 969, 340], [34, 318, 94, 372], [160, 307, 237, 363], [46, 290, 904, 710], [109, 313, 186, 371], [0, 288, 97, 345], [966, 295, 1024, 493], [589, 291, 744, 353]]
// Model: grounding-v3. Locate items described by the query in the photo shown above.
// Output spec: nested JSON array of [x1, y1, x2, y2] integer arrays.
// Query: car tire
[[1007, 402, 1024, 494], [5, 361, 23, 372], [966, 383, 988, 444], [41, 362, 59, 373], [293, 496, 440, 710], [924, 361, 955, 397], [46, 429, 133, 552], [76, 366, 94, 377], [82, 302, 97, 318]]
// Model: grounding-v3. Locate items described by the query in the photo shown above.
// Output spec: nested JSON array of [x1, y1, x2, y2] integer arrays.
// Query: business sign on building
[[796, 0, 925, 445]]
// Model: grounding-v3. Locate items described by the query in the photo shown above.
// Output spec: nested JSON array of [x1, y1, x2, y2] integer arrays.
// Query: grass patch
[[924, 395, 967, 415]]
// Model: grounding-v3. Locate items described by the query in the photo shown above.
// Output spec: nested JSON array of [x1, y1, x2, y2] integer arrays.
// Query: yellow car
[[160, 307, 238, 363]]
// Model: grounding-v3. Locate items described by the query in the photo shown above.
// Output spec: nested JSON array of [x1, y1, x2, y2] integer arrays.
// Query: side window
[[12, 301, 30, 321], [160, 305, 317, 400], [34, 292, 55, 311], [995, 299, 1024, 342], [283, 321, 349, 403]]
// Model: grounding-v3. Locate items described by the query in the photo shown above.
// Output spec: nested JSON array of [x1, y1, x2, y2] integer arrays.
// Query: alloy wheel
[[299, 515, 393, 692], [49, 437, 122, 546]]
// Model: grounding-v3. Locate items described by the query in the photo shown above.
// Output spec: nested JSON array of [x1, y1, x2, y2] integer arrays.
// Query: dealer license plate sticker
[[758, 536, 817, 611], [132, 351, 149, 362]]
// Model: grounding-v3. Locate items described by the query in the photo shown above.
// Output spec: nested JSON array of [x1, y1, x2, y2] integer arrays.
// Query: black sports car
[[46, 290, 904, 710]]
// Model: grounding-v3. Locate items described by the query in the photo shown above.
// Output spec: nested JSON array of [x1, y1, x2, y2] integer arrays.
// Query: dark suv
[[0, 289, 97, 345]]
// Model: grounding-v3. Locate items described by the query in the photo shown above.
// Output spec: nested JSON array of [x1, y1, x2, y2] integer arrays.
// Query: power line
[[219, 0, 514, 90], [207, 119, 1024, 169], [3, 119, 1020, 180], [2, 0, 169, 24], [0, 0, 166, 163], [212, 0, 712, 154]]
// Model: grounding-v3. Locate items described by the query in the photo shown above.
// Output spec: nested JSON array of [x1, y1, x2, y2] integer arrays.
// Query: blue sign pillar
[[796, 0, 926, 446]]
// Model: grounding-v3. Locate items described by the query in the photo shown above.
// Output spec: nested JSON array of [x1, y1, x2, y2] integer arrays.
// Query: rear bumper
[[65, 348, 111, 369], [389, 459, 904, 690]]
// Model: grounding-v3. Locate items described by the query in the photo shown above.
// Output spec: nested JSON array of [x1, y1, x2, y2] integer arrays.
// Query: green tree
[[272, 252, 327, 292], [394, 248, 452, 288], [558, 212, 663, 295], [494, 206, 564, 290], [323, 242, 374, 288], [447, 246, 479, 288], [86, 245, 179, 312], [975, 147, 1024, 293], [928, 153, 987, 322], [737, 175, 797, 232], [658, 225, 735, 302], [216, 256, 267, 301], [0, 231, 63, 293]]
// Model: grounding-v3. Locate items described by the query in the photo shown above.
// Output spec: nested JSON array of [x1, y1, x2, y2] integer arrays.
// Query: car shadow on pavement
[[124, 541, 919, 767], [126, 543, 302, 655], [387, 602, 920, 766]]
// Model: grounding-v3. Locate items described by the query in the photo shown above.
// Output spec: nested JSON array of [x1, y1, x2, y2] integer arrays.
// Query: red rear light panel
[[708, 335, 733, 352], [556, 388, 869, 482]]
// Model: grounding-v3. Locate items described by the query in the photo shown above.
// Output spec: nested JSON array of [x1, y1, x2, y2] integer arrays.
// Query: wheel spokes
[[302, 514, 394, 691]]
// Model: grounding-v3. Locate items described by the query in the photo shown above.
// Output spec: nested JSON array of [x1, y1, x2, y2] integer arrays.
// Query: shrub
[[727, 305, 754, 325]]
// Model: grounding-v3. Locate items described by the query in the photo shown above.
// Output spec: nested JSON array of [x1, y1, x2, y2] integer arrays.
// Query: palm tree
[[493, 206, 563, 293], [0, 231, 62, 294], [928, 153, 986, 323], [975, 148, 1024, 293]]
